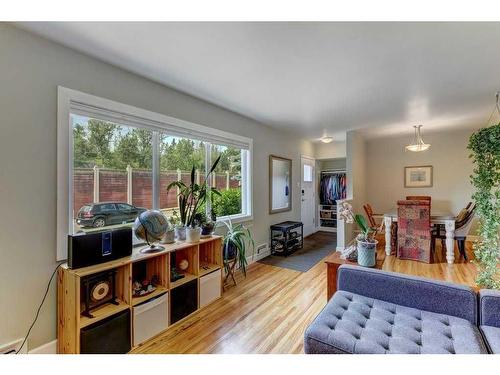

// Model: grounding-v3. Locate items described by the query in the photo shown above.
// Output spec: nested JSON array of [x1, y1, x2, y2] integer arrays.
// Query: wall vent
[[256, 243, 268, 255]]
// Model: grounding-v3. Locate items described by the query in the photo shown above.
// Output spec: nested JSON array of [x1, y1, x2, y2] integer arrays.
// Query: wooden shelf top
[[199, 263, 221, 277], [79, 300, 129, 329], [170, 273, 197, 289], [131, 286, 168, 306], [61, 235, 222, 276]]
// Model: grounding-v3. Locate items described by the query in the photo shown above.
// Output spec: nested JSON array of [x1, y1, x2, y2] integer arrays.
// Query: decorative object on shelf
[[170, 251, 185, 283], [161, 228, 175, 244], [133, 210, 169, 253], [166, 156, 221, 242], [270, 221, 304, 256], [132, 275, 159, 298], [404, 165, 433, 188], [468, 93, 500, 288], [80, 270, 118, 318], [161, 216, 175, 244], [339, 202, 377, 267], [178, 259, 189, 271], [195, 210, 216, 238], [269, 155, 292, 214], [186, 226, 201, 243], [339, 243, 358, 261], [405, 125, 431, 152], [222, 218, 255, 284]]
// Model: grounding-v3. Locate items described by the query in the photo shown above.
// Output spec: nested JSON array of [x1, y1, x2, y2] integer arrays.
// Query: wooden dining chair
[[406, 196, 432, 203], [397, 200, 432, 263], [363, 203, 384, 235], [433, 204, 476, 260]]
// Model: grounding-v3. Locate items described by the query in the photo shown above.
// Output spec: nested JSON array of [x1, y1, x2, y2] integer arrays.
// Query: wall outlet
[[0, 339, 26, 354]]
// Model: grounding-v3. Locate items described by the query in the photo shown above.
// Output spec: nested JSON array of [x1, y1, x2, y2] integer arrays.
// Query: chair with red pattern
[[397, 200, 432, 263]]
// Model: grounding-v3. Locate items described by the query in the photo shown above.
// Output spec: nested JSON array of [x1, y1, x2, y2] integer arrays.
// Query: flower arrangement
[[338, 202, 376, 243]]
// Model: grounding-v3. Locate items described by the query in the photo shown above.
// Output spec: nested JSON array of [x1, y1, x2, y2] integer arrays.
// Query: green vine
[[467, 123, 500, 289]]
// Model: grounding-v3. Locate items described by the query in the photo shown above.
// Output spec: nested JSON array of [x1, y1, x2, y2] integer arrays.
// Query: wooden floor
[[131, 233, 478, 354]]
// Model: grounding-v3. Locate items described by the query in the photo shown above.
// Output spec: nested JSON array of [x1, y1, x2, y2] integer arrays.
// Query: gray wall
[[314, 141, 346, 159], [365, 128, 475, 215], [0, 24, 313, 350]]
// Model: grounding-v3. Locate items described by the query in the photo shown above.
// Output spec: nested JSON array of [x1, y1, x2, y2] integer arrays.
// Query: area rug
[[258, 231, 337, 272]]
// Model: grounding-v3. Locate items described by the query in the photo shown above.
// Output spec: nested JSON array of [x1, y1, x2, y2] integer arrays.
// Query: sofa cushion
[[304, 291, 487, 354], [480, 326, 500, 354]]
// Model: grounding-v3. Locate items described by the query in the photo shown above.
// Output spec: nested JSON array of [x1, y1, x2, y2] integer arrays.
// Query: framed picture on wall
[[404, 165, 433, 188]]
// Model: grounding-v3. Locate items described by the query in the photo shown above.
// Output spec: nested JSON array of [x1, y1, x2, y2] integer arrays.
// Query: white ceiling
[[17, 22, 500, 141]]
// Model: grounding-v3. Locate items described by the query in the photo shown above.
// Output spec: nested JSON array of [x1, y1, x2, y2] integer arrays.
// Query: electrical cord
[[16, 263, 62, 354]]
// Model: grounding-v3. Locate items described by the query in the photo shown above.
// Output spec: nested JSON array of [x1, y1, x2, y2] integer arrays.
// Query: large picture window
[[59, 87, 252, 260]]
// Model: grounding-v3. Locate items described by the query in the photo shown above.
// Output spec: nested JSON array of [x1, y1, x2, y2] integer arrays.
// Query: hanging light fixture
[[320, 136, 333, 143], [405, 125, 430, 152]]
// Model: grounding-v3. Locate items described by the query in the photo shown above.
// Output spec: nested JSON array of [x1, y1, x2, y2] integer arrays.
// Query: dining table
[[383, 210, 457, 264]]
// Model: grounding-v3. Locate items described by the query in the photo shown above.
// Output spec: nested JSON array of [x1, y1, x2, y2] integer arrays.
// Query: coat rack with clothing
[[318, 169, 347, 232]]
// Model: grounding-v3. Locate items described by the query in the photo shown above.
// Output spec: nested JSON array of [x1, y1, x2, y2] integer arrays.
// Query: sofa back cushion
[[479, 289, 500, 328], [337, 265, 478, 324]]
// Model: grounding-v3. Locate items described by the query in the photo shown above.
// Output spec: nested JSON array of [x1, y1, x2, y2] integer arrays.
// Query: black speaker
[[171, 279, 198, 324], [68, 228, 132, 269], [80, 309, 131, 354]]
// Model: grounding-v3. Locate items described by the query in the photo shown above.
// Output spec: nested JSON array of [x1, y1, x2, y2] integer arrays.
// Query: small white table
[[383, 210, 456, 264]]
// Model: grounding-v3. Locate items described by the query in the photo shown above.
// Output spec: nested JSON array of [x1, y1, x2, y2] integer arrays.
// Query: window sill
[[216, 214, 253, 226]]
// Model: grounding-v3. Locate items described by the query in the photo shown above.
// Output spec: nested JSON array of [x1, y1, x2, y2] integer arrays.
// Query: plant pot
[[224, 242, 237, 260], [161, 229, 175, 244], [186, 226, 201, 243], [356, 239, 378, 267], [201, 222, 215, 236], [175, 226, 186, 241]]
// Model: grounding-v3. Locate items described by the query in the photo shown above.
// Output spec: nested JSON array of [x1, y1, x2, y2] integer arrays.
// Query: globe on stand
[[133, 210, 169, 254]]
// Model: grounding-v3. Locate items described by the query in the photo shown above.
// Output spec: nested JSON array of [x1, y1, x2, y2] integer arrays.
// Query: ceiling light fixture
[[405, 125, 430, 152], [320, 136, 333, 143]]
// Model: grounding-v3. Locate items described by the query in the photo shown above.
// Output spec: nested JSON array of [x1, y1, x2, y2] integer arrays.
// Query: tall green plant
[[221, 219, 255, 277], [468, 123, 500, 289], [166, 156, 221, 227]]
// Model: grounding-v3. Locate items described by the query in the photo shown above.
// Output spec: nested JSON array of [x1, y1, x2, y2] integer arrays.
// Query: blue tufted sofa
[[479, 289, 500, 354], [304, 265, 500, 354]]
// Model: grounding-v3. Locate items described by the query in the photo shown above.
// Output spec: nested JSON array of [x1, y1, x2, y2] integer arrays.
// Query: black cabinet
[[170, 279, 198, 324], [80, 309, 131, 354], [270, 221, 304, 256]]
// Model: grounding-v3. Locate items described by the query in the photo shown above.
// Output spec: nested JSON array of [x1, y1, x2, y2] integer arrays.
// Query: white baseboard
[[252, 248, 271, 263], [29, 339, 57, 354]]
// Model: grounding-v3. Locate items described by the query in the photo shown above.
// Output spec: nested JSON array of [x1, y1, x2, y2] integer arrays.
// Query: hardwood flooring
[[131, 232, 478, 354]]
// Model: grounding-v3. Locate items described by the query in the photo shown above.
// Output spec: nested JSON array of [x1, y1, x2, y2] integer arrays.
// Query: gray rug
[[258, 231, 337, 272]]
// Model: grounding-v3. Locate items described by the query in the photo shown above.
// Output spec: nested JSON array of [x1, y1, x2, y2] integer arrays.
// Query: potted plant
[[194, 210, 216, 237], [338, 202, 377, 267], [161, 214, 176, 244], [167, 156, 221, 243], [169, 210, 186, 241], [221, 218, 255, 277]]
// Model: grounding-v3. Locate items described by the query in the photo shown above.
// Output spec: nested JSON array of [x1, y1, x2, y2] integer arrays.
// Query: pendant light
[[320, 136, 333, 143], [405, 125, 430, 152]]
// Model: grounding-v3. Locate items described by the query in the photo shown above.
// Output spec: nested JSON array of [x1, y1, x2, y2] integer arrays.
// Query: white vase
[[161, 229, 175, 244], [186, 226, 201, 243]]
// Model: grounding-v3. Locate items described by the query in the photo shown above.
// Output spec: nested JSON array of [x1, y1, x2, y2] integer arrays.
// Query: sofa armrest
[[480, 289, 500, 328], [337, 265, 478, 324]]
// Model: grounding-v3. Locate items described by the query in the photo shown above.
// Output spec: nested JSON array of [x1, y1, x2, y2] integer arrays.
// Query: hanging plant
[[467, 122, 500, 289]]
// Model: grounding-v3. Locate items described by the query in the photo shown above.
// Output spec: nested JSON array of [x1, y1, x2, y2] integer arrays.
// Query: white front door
[[301, 156, 316, 237]]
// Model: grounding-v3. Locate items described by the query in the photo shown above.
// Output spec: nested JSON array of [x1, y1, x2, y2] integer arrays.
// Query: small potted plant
[[194, 210, 216, 238], [161, 215, 176, 244], [338, 202, 377, 267], [169, 210, 186, 241], [221, 218, 255, 277], [167, 156, 221, 243]]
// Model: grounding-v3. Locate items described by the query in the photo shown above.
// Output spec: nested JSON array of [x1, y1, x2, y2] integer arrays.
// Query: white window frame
[[57, 86, 253, 260]]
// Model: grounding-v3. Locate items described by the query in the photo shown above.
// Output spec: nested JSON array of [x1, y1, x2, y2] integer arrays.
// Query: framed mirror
[[269, 155, 292, 214]]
